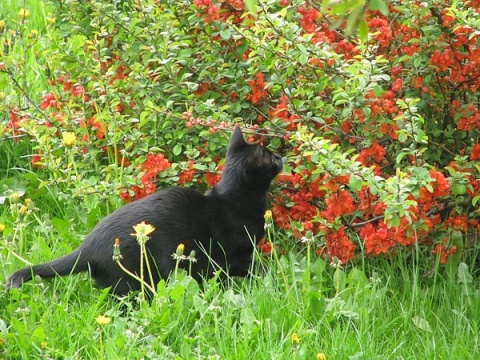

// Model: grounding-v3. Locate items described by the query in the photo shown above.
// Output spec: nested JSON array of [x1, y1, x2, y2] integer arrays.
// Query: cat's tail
[[6, 248, 88, 292]]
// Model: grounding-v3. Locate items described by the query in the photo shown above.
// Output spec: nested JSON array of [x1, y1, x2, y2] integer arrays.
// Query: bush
[[1, 0, 479, 267]]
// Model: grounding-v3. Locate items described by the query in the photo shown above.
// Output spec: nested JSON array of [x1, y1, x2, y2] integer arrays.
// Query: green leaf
[[347, 268, 369, 288], [244, 0, 258, 13], [348, 175, 363, 191], [398, 132, 408, 143], [452, 184, 466, 196], [368, 0, 390, 15], [219, 29, 231, 41], [358, 19, 368, 42], [457, 262, 473, 284], [240, 307, 257, 326], [412, 316, 432, 333], [388, 215, 400, 228], [307, 292, 325, 320], [173, 144, 182, 156], [333, 268, 346, 293], [396, 151, 408, 164], [472, 195, 480, 206]]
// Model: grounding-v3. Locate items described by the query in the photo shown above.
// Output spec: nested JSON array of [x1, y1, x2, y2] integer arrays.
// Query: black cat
[[6, 127, 282, 295]]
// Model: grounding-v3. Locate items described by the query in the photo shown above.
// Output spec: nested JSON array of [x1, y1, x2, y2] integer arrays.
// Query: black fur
[[6, 127, 282, 295]]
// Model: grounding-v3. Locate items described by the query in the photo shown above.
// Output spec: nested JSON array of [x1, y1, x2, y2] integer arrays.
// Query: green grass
[[1, 1, 479, 359], [1, 237, 479, 358], [1, 195, 479, 359], [0, 0, 53, 99]]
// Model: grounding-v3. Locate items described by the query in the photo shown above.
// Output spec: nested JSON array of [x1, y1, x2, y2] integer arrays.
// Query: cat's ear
[[229, 126, 247, 150]]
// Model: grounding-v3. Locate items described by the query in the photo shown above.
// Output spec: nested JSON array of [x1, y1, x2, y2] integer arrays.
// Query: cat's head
[[221, 126, 283, 193]]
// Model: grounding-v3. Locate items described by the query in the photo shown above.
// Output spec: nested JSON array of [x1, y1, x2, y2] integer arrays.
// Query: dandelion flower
[[19, 205, 28, 216], [96, 315, 111, 326], [131, 221, 155, 237], [317, 353, 327, 360], [264, 210, 273, 221], [62, 132, 76, 146], [0, 224, 5, 232], [18, 9, 30, 19], [176, 243, 185, 256], [291, 332, 300, 345]]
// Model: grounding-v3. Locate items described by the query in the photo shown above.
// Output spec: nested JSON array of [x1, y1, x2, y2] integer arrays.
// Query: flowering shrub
[[1, 0, 479, 267]]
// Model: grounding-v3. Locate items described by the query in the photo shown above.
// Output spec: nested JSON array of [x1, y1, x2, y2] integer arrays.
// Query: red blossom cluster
[[271, 142, 479, 263], [298, 6, 319, 33], [268, 95, 299, 130], [79, 117, 105, 141], [6, 109, 28, 139], [176, 160, 222, 187], [120, 153, 171, 202], [356, 141, 387, 175], [193, 0, 246, 23], [246, 73, 268, 105], [470, 143, 480, 160], [324, 227, 355, 264], [40, 92, 61, 110], [432, 239, 457, 264]]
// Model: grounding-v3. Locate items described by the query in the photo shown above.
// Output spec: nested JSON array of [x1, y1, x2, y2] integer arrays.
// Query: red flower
[[357, 141, 386, 175], [257, 239, 272, 254], [429, 170, 450, 197], [193, 0, 220, 23], [268, 95, 299, 130], [205, 172, 221, 186], [324, 227, 355, 264], [432, 239, 457, 264], [360, 223, 395, 256], [298, 7, 318, 33], [246, 73, 268, 105], [178, 161, 195, 185], [121, 153, 171, 202], [40, 92, 61, 110], [71, 85, 84, 97], [141, 153, 170, 184], [391, 78, 402, 92], [321, 190, 355, 220], [31, 151, 42, 169], [87, 117, 105, 140], [470, 143, 480, 160]]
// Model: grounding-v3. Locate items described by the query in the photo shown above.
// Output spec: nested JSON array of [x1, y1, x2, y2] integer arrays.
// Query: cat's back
[[109, 187, 208, 223], [83, 187, 210, 245]]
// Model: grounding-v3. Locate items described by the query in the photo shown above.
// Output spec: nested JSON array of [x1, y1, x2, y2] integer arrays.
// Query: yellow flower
[[317, 353, 327, 360], [10, 192, 20, 203], [18, 8, 30, 19], [19, 205, 28, 216], [291, 332, 300, 345], [40, 341, 47, 349], [0, 224, 5, 233], [96, 315, 111, 326], [62, 132, 76, 146], [0, 20, 5, 31], [131, 221, 155, 237], [264, 210, 273, 221], [25, 198, 35, 210], [176, 243, 185, 257]]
